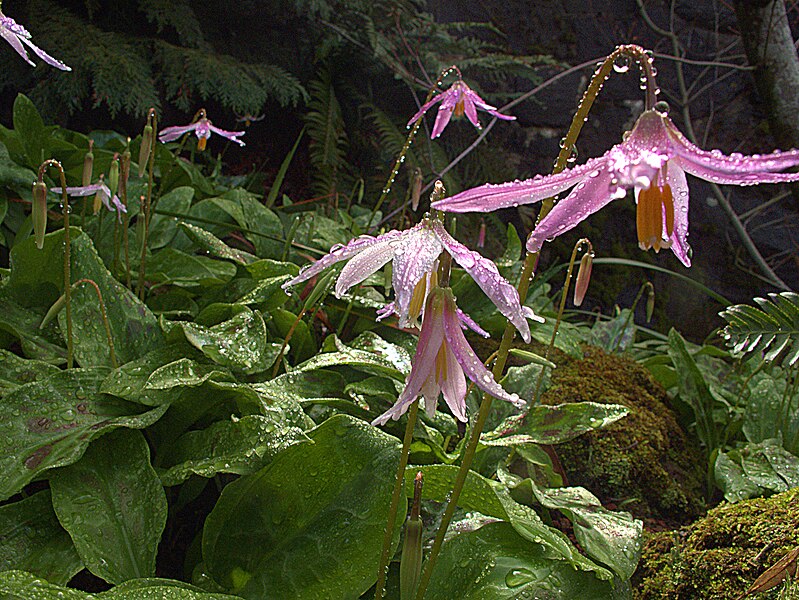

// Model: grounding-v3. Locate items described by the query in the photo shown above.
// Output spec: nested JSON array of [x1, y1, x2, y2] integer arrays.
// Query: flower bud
[[32, 180, 48, 250], [138, 124, 153, 177], [119, 144, 131, 200], [40, 293, 66, 328], [573, 251, 593, 307], [477, 219, 486, 249], [108, 156, 120, 199], [400, 472, 424, 600], [646, 287, 655, 323], [411, 167, 422, 211], [82, 140, 94, 187]]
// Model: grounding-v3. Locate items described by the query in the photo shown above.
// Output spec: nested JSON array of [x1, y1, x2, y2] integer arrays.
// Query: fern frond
[[304, 70, 348, 195], [137, 0, 204, 48], [720, 292, 799, 366]]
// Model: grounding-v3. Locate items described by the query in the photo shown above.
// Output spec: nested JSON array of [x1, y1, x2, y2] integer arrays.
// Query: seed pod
[[119, 144, 131, 201], [410, 167, 422, 211], [573, 251, 593, 307], [108, 156, 120, 198], [82, 140, 94, 187], [32, 180, 48, 250], [138, 124, 153, 177], [400, 472, 424, 600]]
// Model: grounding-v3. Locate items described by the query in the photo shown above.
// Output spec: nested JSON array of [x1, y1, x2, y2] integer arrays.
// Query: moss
[[541, 345, 706, 524], [635, 488, 799, 599]]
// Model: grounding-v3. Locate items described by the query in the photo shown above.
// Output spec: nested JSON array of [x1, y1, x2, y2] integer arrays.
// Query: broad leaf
[[147, 248, 237, 287], [203, 415, 404, 599], [50, 429, 167, 584], [0, 349, 60, 394]]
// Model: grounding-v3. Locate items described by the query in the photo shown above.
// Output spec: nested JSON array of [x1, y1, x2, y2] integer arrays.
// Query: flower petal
[[433, 220, 535, 342], [456, 308, 490, 338], [18, 34, 70, 71], [664, 163, 692, 267], [461, 92, 481, 128], [50, 183, 104, 197], [432, 157, 607, 213], [466, 89, 515, 121], [0, 27, 34, 66], [335, 239, 395, 297], [441, 293, 525, 409], [392, 224, 442, 326], [282, 230, 404, 292], [372, 294, 445, 426], [407, 94, 446, 127], [526, 166, 617, 253], [431, 90, 460, 139], [158, 124, 199, 143], [440, 345, 467, 422], [209, 124, 246, 146], [675, 154, 799, 186]]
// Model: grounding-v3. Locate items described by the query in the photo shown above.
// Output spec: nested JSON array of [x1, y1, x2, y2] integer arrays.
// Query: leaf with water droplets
[[0, 490, 82, 585], [0, 368, 167, 501], [0, 349, 61, 394], [50, 429, 167, 584], [147, 247, 238, 288], [424, 522, 619, 600], [202, 415, 404, 599]]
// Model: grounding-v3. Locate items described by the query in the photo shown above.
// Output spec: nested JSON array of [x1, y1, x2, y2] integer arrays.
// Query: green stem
[[609, 281, 653, 353], [39, 160, 73, 368], [73, 278, 117, 368], [412, 44, 656, 599], [374, 400, 420, 600], [137, 109, 157, 300]]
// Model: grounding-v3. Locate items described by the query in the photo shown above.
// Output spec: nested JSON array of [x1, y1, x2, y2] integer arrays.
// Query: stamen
[[454, 99, 465, 118], [197, 136, 207, 151], [408, 277, 428, 322]]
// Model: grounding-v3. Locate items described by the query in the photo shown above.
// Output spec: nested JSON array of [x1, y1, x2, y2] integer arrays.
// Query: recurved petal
[[461, 92, 481, 128], [407, 94, 446, 127], [431, 91, 460, 139], [664, 163, 692, 267], [432, 156, 608, 213], [51, 183, 104, 197], [0, 28, 34, 66], [675, 154, 799, 186], [467, 90, 516, 121], [392, 225, 442, 326], [209, 124, 246, 146], [282, 230, 404, 292], [19, 35, 70, 70], [526, 166, 617, 253], [158, 124, 198, 143], [456, 308, 489, 338], [441, 294, 525, 409], [335, 239, 396, 297], [440, 345, 468, 422], [372, 294, 445, 426]]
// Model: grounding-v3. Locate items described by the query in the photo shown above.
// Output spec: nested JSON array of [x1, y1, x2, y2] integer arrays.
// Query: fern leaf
[[720, 292, 799, 366], [304, 70, 348, 194]]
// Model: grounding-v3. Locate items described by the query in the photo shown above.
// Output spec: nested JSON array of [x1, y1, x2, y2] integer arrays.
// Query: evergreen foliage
[[720, 292, 799, 366]]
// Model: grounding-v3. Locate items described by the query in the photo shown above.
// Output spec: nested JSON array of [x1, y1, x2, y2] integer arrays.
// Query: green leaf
[[158, 415, 310, 486], [179, 222, 257, 265], [589, 308, 637, 353], [0, 288, 66, 361], [0, 140, 36, 193], [0, 490, 82, 585], [0, 349, 61, 394], [13, 94, 47, 168], [50, 429, 167, 584], [147, 248, 237, 287], [483, 402, 629, 446], [164, 310, 281, 375], [202, 415, 404, 599], [425, 522, 620, 600], [148, 186, 195, 249], [714, 441, 799, 502], [0, 570, 92, 599], [0, 368, 167, 501], [529, 484, 642, 580], [742, 373, 799, 454], [8, 229, 164, 366]]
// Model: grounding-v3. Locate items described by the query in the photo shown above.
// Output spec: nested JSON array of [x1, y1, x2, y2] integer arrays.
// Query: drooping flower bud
[[82, 140, 94, 187], [411, 167, 422, 211], [138, 124, 153, 177], [477, 219, 486, 249], [400, 472, 424, 600], [108, 156, 120, 199], [32, 180, 48, 249], [646, 286, 655, 323], [573, 251, 594, 307], [93, 174, 105, 215]]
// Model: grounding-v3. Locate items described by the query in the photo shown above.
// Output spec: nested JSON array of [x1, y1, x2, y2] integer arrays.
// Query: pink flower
[[282, 216, 541, 342], [372, 287, 525, 426], [433, 106, 799, 267], [0, 10, 70, 70], [159, 109, 245, 150], [408, 78, 515, 139], [51, 182, 126, 222]]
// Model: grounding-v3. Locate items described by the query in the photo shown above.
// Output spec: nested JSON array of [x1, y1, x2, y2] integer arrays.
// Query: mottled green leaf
[[715, 441, 799, 502], [158, 415, 310, 486], [0, 289, 65, 361], [203, 415, 403, 599], [50, 429, 167, 584], [0, 368, 167, 501], [0, 350, 61, 394], [425, 522, 620, 600], [179, 222, 257, 265], [0, 490, 82, 585]]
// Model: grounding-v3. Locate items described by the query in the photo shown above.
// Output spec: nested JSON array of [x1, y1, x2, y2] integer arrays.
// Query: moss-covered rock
[[635, 487, 799, 599], [541, 345, 706, 524]]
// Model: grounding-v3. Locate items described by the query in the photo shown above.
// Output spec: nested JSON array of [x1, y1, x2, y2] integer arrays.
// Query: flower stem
[[411, 46, 651, 599], [137, 108, 157, 300], [374, 400, 420, 600], [38, 160, 73, 368]]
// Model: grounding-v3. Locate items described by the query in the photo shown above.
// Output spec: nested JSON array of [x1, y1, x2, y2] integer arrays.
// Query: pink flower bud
[[32, 181, 48, 249], [573, 251, 593, 307]]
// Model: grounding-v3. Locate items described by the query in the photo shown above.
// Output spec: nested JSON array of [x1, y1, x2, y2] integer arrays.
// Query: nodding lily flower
[[159, 109, 245, 150], [432, 104, 799, 267], [372, 286, 525, 426], [0, 10, 70, 70], [408, 78, 515, 139], [51, 181, 126, 222], [282, 216, 542, 341]]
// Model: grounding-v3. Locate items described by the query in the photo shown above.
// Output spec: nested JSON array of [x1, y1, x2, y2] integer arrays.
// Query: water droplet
[[613, 55, 631, 73]]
